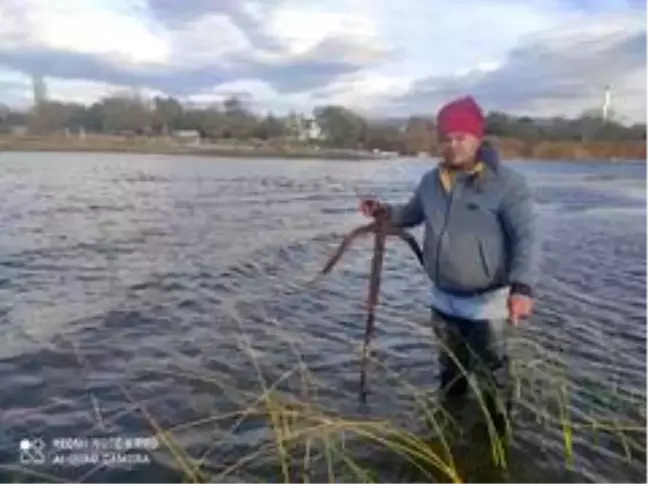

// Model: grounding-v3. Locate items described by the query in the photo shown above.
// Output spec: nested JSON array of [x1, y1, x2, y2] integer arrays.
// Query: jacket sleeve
[[384, 183, 425, 228], [499, 173, 540, 296]]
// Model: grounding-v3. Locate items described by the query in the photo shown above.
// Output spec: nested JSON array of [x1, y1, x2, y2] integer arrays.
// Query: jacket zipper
[[435, 180, 458, 285]]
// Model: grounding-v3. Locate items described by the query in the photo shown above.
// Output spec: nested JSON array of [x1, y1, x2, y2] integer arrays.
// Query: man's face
[[438, 131, 481, 168]]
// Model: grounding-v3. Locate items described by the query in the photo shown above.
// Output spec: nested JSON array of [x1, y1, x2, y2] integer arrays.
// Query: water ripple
[[0, 153, 644, 482]]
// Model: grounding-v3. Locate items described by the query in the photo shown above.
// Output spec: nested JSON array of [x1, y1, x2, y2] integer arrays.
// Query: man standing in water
[[360, 95, 539, 437]]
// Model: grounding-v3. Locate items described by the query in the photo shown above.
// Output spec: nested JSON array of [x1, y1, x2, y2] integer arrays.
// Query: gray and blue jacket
[[385, 142, 540, 300]]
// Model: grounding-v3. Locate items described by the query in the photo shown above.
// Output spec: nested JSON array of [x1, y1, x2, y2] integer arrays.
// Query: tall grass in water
[[5, 310, 646, 483]]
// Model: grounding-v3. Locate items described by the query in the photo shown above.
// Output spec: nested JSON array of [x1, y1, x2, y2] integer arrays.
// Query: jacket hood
[[477, 140, 501, 173]]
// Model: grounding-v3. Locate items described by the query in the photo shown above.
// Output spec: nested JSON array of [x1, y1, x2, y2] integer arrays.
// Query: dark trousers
[[431, 308, 513, 436]]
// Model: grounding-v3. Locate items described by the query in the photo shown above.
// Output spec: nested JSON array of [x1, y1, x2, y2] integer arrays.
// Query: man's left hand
[[507, 295, 534, 327]]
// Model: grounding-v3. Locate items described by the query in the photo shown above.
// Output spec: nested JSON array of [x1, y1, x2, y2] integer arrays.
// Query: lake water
[[0, 152, 645, 483]]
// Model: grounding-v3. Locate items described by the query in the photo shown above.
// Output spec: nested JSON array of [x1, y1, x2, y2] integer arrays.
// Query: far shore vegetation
[[1, 93, 645, 161]]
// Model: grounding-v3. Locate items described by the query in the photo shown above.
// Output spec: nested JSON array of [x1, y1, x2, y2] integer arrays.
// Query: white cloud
[[305, 71, 414, 114], [0, 66, 31, 85], [264, 4, 381, 57], [376, 10, 647, 122], [0, 0, 170, 65], [0, 64, 165, 107], [0, 0, 644, 122], [45, 78, 164, 105], [186, 79, 278, 105], [165, 14, 252, 69], [0, 67, 32, 107]]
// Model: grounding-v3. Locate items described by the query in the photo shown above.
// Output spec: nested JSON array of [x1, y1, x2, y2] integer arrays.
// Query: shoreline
[[0, 141, 379, 161], [0, 134, 387, 161], [0, 135, 645, 162]]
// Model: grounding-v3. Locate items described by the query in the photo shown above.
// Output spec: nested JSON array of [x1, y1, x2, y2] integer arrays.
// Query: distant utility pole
[[602, 84, 612, 122], [32, 74, 48, 106]]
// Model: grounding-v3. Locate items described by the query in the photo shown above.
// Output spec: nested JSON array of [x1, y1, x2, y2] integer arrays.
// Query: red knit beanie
[[437, 95, 485, 138]]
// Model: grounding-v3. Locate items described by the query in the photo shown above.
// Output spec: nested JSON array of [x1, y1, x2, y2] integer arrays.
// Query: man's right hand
[[359, 198, 387, 218]]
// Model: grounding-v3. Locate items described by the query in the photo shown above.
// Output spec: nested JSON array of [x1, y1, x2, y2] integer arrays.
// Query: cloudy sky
[[0, 0, 645, 122]]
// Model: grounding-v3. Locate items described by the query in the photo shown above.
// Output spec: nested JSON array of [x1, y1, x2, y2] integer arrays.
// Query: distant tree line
[[0, 91, 645, 156]]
